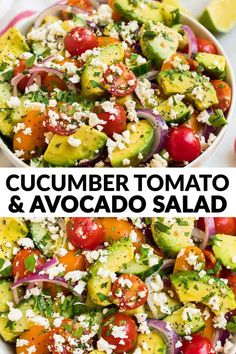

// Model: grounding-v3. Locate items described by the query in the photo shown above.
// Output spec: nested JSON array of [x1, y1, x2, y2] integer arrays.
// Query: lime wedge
[[161, 0, 190, 15], [199, 0, 236, 33]]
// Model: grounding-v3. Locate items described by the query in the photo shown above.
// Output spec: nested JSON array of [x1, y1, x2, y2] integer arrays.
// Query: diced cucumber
[[119, 258, 163, 280], [32, 42, 50, 57], [128, 61, 152, 77]]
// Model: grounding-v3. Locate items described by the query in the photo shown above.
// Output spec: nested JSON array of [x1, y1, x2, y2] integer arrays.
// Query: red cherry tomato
[[197, 38, 218, 54], [211, 80, 232, 112], [64, 27, 98, 56], [104, 63, 137, 97], [224, 274, 236, 298], [12, 249, 45, 279], [166, 126, 201, 162], [214, 217, 236, 236], [97, 104, 127, 138], [182, 334, 215, 354], [66, 217, 105, 250], [101, 313, 138, 353], [41, 74, 67, 93], [13, 60, 31, 92], [45, 104, 79, 135], [112, 274, 148, 310]]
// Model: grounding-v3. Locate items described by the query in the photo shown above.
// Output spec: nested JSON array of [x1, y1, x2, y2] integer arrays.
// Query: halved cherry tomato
[[41, 74, 67, 93], [45, 104, 79, 136], [186, 112, 201, 134], [13, 60, 31, 92], [224, 274, 236, 298], [198, 308, 215, 342], [174, 246, 205, 273], [99, 218, 146, 251], [211, 80, 232, 112], [161, 53, 198, 72], [112, 274, 148, 310], [16, 325, 50, 354], [98, 36, 121, 47], [104, 63, 137, 97], [101, 313, 138, 353], [108, 0, 121, 21], [203, 250, 217, 271], [166, 126, 201, 162], [181, 334, 215, 354], [57, 57, 84, 69], [13, 110, 48, 160], [67, 217, 105, 250], [214, 217, 236, 236], [49, 319, 86, 354], [12, 249, 45, 279], [65, 27, 98, 56], [197, 38, 218, 54], [97, 104, 127, 138], [67, 0, 93, 12]]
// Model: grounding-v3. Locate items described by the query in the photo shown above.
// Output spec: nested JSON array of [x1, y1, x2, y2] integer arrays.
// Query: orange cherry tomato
[[108, 0, 121, 21], [57, 57, 84, 69], [16, 325, 50, 354], [58, 250, 86, 272], [174, 246, 205, 273], [99, 218, 146, 251], [98, 36, 121, 47], [112, 274, 148, 310], [161, 53, 198, 72], [211, 80, 232, 112], [13, 111, 48, 160], [186, 112, 202, 134], [67, 0, 93, 12]]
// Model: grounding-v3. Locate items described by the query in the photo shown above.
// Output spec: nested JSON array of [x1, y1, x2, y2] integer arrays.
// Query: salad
[[0, 217, 236, 353], [0, 0, 232, 167]]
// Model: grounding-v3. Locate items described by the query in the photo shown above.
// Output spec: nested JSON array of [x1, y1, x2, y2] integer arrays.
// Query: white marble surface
[[0, 0, 235, 166]]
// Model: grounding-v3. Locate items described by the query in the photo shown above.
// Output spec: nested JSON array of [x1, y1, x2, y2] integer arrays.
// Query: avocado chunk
[[81, 44, 124, 98], [0, 281, 13, 312], [195, 53, 226, 79], [164, 304, 205, 335], [151, 218, 195, 257], [44, 125, 107, 166], [0, 218, 28, 261], [0, 83, 12, 109], [140, 21, 179, 68], [157, 96, 191, 124], [0, 28, 29, 65], [0, 110, 12, 137], [87, 238, 134, 306], [0, 315, 17, 342], [0, 95, 27, 137], [114, 0, 164, 23], [158, 70, 219, 110], [212, 234, 236, 271], [110, 120, 154, 167], [136, 331, 166, 353], [171, 271, 236, 316], [11, 299, 40, 335]]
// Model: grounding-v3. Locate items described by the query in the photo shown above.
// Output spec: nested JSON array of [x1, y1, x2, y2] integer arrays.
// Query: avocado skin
[[171, 271, 236, 315]]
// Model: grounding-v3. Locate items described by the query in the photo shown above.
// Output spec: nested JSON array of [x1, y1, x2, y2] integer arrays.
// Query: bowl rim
[[0, 12, 235, 168]]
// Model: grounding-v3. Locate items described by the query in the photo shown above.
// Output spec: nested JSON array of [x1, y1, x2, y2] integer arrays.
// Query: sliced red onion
[[34, 4, 88, 29], [12, 287, 21, 305], [145, 70, 159, 81], [37, 257, 59, 272], [182, 25, 198, 58], [0, 11, 36, 36], [193, 218, 215, 249], [147, 319, 181, 354], [159, 259, 175, 271], [136, 109, 168, 162], [212, 328, 230, 349]]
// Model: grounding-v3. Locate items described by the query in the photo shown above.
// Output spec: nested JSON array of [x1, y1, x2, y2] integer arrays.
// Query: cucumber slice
[[119, 258, 163, 280], [129, 61, 151, 77]]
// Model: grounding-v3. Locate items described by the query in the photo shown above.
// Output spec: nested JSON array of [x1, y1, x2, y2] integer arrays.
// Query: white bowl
[[0, 13, 235, 168]]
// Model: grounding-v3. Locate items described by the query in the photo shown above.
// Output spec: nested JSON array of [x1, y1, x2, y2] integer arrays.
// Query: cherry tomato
[[166, 126, 201, 162], [97, 104, 127, 138], [101, 313, 138, 353], [197, 38, 218, 54], [211, 80, 232, 112], [98, 36, 121, 47], [161, 53, 198, 72], [203, 250, 217, 271], [45, 104, 79, 135], [13, 60, 30, 92], [41, 74, 67, 93], [67, 217, 105, 250], [174, 246, 205, 273], [16, 325, 50, 354], [224, 274, 236, 298], [182, 334, 215, 354], [12, 249, 45, 279], [214, 217, 236, 236], [65, 27, 98, 56], [112, 274, 148, 310], [104, 63, 137, 97], [67, 0, 93, 12], [108, 0, 121, 21]]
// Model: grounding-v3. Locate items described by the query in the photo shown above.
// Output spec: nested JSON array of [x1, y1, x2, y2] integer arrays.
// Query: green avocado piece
[[212, 234, 236, 271], [140, 21, 179, 68], [157, 97, 191, 124], [44, 125, 107, 167], [136, 331, 166, 354], [164, 304, 205, 335], [0, 110, 12, 137], [114, 0, 164, 23], [171, 271, 236, 316], [195, 52, 226, 79], [11, 299, 40, 335], [81, 44, 124, 98], [0, 218, 28, 261], [0, 315, 17, 342], [0, 281, 13, 312], [110, 120, 154, 167], [0, 83, 12, 109], [87, 238, 134, 306], [151, 218, 194, 257], [158, 70, 219, 110], [0, 28, 29, 65]]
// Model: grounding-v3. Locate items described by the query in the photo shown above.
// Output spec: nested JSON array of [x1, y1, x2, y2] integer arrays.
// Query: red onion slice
[[37, 257, 59, 272], [182, 25, 198, 58], [147, 319, 181, 354], [12, 287, 21, 305], [136, 109, 168, 163], [193, 218, 215, 249]]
